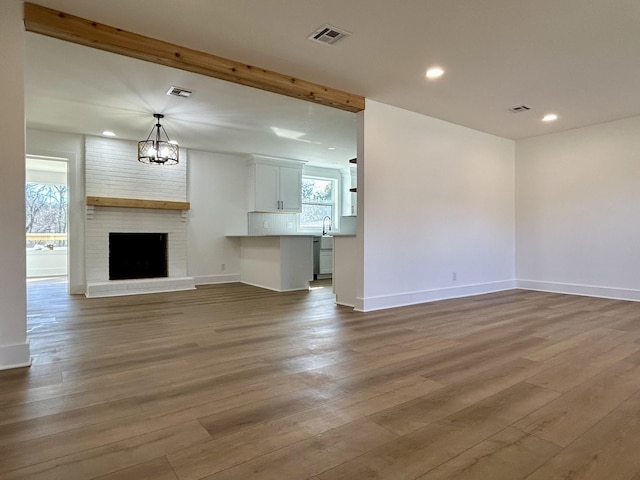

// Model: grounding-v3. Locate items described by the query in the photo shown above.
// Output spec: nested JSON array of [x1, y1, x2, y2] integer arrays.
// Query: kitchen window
[[300, 176, 337, 231]]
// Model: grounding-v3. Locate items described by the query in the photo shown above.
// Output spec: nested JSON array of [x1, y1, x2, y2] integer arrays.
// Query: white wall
[[358, 100, 516, 311], [516, 115, 640, 300], [0, 0, 30, 369], [26, 129, 85, 293], [187, 150, 247, 284]]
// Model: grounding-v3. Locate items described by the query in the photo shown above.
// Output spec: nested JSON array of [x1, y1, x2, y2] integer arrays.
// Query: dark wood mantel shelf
[[86, 196, 190, 211]]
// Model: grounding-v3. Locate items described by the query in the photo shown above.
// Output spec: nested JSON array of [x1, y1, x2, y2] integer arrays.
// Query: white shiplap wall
[[84, 136, 192, 295], [85, 136, 186, 200]]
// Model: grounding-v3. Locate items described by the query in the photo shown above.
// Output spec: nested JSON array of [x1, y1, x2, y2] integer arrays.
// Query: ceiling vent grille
[[509, 105, 531, 113], [308, 24, 351, 45], [166, 86, 193, 97]]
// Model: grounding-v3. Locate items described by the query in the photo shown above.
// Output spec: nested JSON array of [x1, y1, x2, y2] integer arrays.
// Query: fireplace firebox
[[109, 233, 168, 280]]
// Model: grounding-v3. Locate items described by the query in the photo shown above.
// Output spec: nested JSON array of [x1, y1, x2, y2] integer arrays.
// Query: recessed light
[[425, 67, 445, 79], [328, 147, 336, 150], [102, 131, 116, 137], [542, 113, 558, 122]]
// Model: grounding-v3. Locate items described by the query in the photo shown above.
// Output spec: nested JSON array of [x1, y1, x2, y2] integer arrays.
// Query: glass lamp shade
[[138, 140, 179, 165]]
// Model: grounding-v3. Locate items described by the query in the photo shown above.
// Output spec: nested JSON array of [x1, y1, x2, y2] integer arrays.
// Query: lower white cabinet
[[319, 235, 333, 276], [319, 249, 333, 275]]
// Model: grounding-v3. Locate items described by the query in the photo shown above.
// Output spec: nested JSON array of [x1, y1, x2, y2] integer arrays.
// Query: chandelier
[[138, 114, 179, 165]]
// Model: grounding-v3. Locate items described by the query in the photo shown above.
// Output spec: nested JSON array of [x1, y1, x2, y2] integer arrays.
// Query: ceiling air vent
[[509, 105, 531, 113], [308, 24, 351, 46], [166, 86, 193, 97]]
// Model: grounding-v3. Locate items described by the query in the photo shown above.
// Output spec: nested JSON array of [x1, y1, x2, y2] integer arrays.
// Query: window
[[25, 182, 68, 249], [300, 176, 336, 231]]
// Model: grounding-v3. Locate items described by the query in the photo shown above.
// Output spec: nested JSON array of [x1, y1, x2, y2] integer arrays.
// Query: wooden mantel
[[86, 196, 190, 211]]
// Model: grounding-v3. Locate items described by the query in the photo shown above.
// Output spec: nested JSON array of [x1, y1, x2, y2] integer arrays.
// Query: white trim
[[0, 341, 32, 371], [193, 274, 241, 285], [85, 277, 196, 298], [248, 154, 307, 168], [517, 280, 640, 302], [335, 299, 356, 308], [25, 142, 84, 295], [240, 280, 309, 293], [356, 280, 517, 312], [300, 172, 340, 232]]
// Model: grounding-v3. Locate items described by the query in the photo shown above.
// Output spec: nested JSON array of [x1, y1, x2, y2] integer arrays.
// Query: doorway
[[25, 156, 69, 283]]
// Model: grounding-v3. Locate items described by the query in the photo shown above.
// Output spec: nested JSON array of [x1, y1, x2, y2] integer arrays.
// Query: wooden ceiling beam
[[23, 3, 365, 113]]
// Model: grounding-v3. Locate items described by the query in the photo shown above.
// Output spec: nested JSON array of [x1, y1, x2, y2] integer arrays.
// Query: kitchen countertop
[[226, 234, 316, 237], [226, 233, 355, 237]]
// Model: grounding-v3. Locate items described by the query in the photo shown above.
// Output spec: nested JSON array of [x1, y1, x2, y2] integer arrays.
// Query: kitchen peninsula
[[227, 235, 313, 292]]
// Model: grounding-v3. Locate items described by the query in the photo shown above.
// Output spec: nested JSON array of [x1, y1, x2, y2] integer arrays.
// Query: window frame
[[299, 172, 340, 233]]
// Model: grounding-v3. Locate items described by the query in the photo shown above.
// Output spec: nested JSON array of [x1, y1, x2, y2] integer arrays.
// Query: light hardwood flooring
[[2, 279, 640, 479]]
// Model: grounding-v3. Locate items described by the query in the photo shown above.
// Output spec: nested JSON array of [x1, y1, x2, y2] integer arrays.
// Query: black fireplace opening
[[109, 232, 168, 280]]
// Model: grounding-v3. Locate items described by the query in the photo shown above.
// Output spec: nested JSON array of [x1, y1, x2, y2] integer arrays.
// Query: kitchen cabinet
[[318, 235, 333, 278], [248, 155, 306, 213], [319, 250, 333, 275], [228, 235, 313, 292]]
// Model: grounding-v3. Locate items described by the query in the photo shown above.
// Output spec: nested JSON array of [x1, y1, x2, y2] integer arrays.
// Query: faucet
[[322, 216, 332, 236]]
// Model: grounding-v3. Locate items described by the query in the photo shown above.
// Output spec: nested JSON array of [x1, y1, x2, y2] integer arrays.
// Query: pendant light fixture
[[138, 113, 179, 165]]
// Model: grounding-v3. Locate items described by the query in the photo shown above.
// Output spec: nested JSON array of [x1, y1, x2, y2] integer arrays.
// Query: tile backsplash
[[247, 212, 357, 235], [248, 212, 299, 235]]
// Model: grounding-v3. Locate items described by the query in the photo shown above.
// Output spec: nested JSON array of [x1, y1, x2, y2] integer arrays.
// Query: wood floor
[[2, 279, 640, 479]]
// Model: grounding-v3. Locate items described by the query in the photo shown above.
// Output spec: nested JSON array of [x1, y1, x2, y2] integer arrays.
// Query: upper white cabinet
[[248, 155, 306, 213], [278, 165, 303, 212]]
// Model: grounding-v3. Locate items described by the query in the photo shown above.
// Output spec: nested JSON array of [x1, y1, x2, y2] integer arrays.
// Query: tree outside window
[[25, 183, 68, 248]]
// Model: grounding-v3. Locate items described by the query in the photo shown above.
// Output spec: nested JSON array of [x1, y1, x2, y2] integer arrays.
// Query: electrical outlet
[[221, 263, 226, 271], [263, 221, 269, 229], [452, 271, 457, 281]]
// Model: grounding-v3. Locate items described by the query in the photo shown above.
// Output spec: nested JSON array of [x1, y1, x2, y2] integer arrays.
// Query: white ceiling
[[25, 34, 358, 168], [25, 0, 640, 159]]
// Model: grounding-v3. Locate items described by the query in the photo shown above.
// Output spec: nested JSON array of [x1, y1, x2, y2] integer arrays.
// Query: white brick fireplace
[[84, 136, 195, 297]]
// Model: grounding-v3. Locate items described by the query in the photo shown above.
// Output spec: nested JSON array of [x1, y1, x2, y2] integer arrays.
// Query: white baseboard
[[240, 281, 309, 293], [357, 280, 517, 312], [193, 274, 241, 285], [335, 299, 355, 308], [517, 280, 640, 302], [0, 341, 31, 370]]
